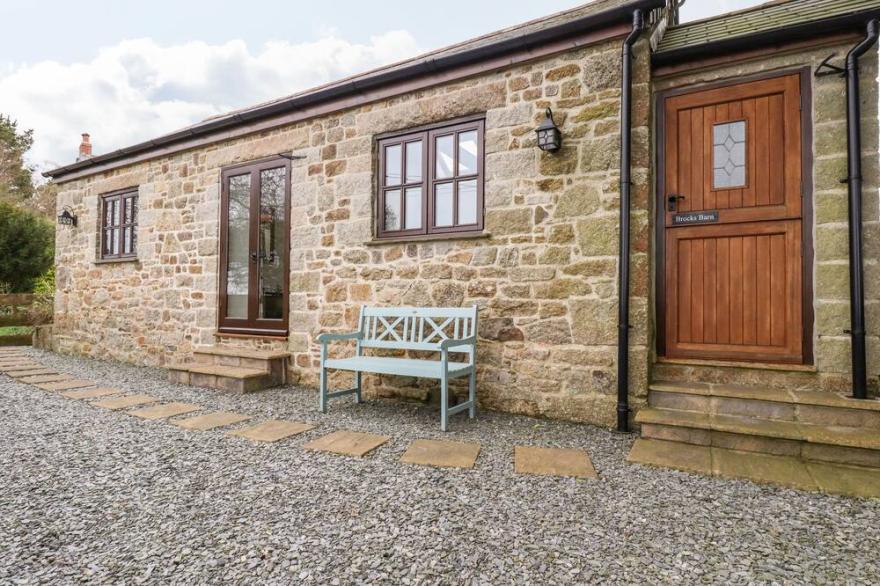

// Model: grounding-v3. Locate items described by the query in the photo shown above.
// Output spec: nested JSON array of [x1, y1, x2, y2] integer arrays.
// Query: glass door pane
[[258, 167, 286, 320], [225, 173, 251, 319]]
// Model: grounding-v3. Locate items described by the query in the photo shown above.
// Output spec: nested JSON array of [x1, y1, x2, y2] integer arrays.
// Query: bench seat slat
[[323, 356, 471, 379]]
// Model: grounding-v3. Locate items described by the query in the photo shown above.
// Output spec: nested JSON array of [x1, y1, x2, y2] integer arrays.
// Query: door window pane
[[405, 187, 422, 230], [225, 173, 251, 319], [384, 189, 401, 231], [435, 135, 454, 179], [258, 167, 286, 320], [458, 180, 478, 225], [405, 141, 422, 183], [122, 228, 131, 254], [385, 144, 402, 186], [458, 131, 478, 175], [434, 183, 454, 227], [713, 121, 747, 189]]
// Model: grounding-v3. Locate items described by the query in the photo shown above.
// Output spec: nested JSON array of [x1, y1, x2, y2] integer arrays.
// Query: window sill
[[94, 256, 139, 265], [365, 231, 491, 246]]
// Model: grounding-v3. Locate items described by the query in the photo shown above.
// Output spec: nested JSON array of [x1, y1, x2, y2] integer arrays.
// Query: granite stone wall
[[52, 37, 653, 427]]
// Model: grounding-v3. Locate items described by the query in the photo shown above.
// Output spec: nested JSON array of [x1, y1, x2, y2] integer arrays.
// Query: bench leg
[[440, 373, 449, 432], [319, 365, 328, 413], [468, 370, 476, 419], [355, 371, 362, 404]]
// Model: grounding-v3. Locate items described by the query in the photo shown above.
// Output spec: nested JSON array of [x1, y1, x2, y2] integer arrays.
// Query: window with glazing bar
[[377, 118, 484, 239], [100, 189, 138, 260]]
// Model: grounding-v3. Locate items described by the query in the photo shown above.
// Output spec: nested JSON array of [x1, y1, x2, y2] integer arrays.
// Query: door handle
[[667, 194, 685, 212]]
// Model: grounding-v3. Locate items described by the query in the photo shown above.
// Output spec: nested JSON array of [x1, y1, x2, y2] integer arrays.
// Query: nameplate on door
[[673, 210, 719, 225]]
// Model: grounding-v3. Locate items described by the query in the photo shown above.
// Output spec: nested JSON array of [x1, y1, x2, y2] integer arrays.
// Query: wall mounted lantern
[[57, 207, 77, 227], [535, 108, 562, 152]]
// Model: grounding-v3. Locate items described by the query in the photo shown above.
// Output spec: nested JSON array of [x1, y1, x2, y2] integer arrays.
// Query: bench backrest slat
[[358, 306, 478, 355]]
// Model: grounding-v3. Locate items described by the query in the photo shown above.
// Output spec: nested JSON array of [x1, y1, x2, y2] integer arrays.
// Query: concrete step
[[192, 345, 288, 377], [168, 364, 278, 393], [648, 381, 880, 429], [637, 407, 880, 468], [627, 438, 880, 499]]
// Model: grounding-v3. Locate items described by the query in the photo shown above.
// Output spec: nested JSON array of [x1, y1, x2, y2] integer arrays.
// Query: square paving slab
[[92, 395, 157, 410], [174, 411, 251, 431], [228, 420, 315, 442], [18, 374, 72, 384], [1, 362, 41, 370], [35, 380, 96, 392], [303, 430, 391, 457], [60, 387, 122, 400], [514, 446, 597, 478], [401, 439, 481, 469], [127, 402, 201, 420]]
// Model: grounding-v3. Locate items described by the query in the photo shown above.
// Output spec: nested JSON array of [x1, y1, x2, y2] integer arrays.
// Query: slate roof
[[658, 0, 880, 55]]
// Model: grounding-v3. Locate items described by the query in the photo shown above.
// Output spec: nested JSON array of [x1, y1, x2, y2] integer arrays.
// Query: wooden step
[[649, 381, 880, 429], [627, 438, 880, 499], [168, 364, 278, 393], [637, 407, 880, 468]]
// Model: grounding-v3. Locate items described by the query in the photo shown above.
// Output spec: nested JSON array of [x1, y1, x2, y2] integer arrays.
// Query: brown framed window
[[100, 189, 138, 260], [377, 118, 484, 239]]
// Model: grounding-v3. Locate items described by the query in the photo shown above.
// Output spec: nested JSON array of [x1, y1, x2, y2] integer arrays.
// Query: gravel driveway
[[2, 348, 879, 584]]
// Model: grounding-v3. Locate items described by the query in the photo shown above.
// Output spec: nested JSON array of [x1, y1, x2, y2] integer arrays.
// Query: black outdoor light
[[57, 207, 77, 227], [535, 108, 562, 152]]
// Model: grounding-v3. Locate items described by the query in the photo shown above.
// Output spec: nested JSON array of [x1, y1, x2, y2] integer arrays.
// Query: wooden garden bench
[[317, 306, 478, 431]]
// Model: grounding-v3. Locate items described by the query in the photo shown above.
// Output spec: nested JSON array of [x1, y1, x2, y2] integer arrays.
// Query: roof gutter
[[652, 8, 880, 67], [46, 0, 665, 180]]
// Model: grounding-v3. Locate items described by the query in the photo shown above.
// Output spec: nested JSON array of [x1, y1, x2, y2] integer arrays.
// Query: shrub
[[0, 201, 53, 292]]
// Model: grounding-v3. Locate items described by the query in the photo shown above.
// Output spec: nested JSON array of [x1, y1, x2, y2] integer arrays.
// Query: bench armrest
[[440, 335, 478, 350], [317, 331, 363, 344]]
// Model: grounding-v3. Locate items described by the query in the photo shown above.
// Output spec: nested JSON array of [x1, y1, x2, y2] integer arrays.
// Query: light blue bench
[[317, 306, 478, 431]]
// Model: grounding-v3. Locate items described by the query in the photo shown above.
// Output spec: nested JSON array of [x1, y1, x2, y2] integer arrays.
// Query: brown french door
[[661, 73, 808, 364], [219, 157, 290, 336]]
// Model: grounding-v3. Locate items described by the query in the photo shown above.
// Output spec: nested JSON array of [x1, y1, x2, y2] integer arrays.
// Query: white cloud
[[0, 31, 421, 174]]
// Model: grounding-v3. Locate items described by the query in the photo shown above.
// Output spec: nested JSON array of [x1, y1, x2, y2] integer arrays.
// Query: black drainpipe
[[617, 9, 646, 432], [845, 19, 879, 400]]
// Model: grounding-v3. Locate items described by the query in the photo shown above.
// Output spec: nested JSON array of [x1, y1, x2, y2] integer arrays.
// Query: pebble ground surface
[[2, 348, 879, 585]]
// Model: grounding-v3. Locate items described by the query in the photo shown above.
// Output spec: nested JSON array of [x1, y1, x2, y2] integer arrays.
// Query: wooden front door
[[661, 73, 807, 364], [218, 157, 291, 336]]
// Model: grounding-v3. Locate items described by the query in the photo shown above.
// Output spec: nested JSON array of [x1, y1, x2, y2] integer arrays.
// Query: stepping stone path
[[19, 374, 72, 384], [228, 420, 314, 442], [127, 402, 201, 420], [61, 387, 122, 400], [92, 395, 158, 410], [174, 412, 251, 431], [514, 446, 597, 478], [401, 439, 481, 469], [7, 368, 56, 377], [36, 380, 96, 392], [304, 430, 391, 457]]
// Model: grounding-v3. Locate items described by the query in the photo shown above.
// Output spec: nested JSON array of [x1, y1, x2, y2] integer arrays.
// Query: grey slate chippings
[[2, 348, 879, 584]]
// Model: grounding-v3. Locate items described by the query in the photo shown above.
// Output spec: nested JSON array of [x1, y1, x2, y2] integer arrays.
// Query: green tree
[[0, 115, 36, 204], [0, 201, 54, 292]]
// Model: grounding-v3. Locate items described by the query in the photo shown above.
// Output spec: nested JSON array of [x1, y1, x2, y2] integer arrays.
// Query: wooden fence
[[0, 293, 35, 346]]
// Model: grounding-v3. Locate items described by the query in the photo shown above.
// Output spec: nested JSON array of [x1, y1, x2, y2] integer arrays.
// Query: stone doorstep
[[627, 438, 880, 499], [18, 374, 73, 384], [193, 345, 290, 361], [228, 420, 315, 443], [91, 395, 158, 410], [636, 408, 880, 451], [303, 430, 391, 457], [400, 439, 481, 469], [60, 387, 123, 400], [127, 403, 201, 420], [650, 381, 880, 412], [174, 411, 251, 431], [169, 364, 268, 379], [514, 446, 597, 478], [35, 380, 96, 392]]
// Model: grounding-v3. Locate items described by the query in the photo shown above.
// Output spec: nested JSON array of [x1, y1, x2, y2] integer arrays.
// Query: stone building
[[45, 0, 880, 471]]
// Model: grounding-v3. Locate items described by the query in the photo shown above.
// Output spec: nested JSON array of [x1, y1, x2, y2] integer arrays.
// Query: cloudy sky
[[0, 0, 765, 174]]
